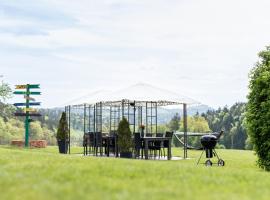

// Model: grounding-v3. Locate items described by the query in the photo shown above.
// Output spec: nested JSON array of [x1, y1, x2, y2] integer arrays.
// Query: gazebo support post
[[88, 105, 91, 132], [183, 103, 188, 159], [64, 106, 67, 154], [83, 104, 86, 155], [68, 105, 71, 154], [155, 102, 157, 134], [109, 105, 112, 132], [121, 100, 125, 119], [84, 104, 86, 134], [93, 104, 96, 132], [133, 101, 136, 133]]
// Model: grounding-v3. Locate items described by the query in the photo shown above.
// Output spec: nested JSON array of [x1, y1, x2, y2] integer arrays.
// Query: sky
[[1, 0, 270, 108]]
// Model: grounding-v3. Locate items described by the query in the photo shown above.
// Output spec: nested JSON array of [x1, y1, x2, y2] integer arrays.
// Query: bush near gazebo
[[56, 112, 69, 154], [247, 46, 270, 171], [117, 117, 133, 158]]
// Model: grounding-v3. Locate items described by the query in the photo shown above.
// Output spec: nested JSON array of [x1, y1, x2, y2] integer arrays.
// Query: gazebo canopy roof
[[71, 83, 200, 107]]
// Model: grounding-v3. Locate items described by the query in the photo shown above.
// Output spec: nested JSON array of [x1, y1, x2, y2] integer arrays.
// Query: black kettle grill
[[197, 131, 225, 166]]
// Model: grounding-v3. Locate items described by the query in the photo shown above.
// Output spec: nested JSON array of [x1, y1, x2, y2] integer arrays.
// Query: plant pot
[[57, 140, 68, 154], [120, 152, 133, 158]]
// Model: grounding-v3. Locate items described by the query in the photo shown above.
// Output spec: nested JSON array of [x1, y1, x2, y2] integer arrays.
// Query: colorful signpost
[[13, 84, 42, 147]]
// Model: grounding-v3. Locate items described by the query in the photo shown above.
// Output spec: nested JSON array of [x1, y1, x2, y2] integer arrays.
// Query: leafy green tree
[[167, 113, 180, 131], [30, 121, 44, 140], [247, 46, 270, 171], [0, 80, 12, 102], [202, 103, 248, 149], [167, 113, 181, 147], [177, 115, 211, 147], [157, 124, 167, 133]]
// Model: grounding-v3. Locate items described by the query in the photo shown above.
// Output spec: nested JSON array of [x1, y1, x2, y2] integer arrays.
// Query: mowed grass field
[[0, 146, 269, 200]]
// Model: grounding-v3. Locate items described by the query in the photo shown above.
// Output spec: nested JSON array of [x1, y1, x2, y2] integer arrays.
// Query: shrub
[[56, 112, 68, 141], [247, 46, 270, 171], [117, 117, 132, 153]]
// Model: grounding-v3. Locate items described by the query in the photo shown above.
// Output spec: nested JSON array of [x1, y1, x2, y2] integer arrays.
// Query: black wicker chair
[[83, 132, 89, 156], [134, 132, 144, 158], [162, 131, 173, 158], [89, 132, 95, 154], [94, 132, 103, 156], [154, 133, 164, 158], [107, 131, 118, 156]]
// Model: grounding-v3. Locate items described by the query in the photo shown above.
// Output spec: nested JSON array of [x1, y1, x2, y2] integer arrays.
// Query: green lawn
[[0, 146, 269, 200]]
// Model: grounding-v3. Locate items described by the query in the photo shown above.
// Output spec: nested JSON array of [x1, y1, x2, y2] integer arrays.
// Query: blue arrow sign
[[14, 102, 41, 107]]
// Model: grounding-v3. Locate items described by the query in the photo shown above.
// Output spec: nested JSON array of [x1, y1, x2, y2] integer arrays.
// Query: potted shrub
[[56, 112, 69, 154], [117, 117, 133, 158]]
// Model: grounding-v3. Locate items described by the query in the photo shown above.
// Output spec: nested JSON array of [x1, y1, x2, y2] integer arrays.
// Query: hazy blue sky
[[1, 0, 270, 108]]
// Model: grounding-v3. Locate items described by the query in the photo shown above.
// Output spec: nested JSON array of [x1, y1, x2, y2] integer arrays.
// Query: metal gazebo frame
[[65, 99, 189, 159]]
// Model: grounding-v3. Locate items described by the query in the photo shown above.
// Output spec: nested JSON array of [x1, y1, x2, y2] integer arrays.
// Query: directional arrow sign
[[15, 84, 40, 89], [24, 95, 36, 101], [23, 108, 37, 112], [14, 91, 41, 95], [15, 85, 27, 89], [28, 84, 40, 89], [14, 113, 42, 117], [14, 102, 41, 107]]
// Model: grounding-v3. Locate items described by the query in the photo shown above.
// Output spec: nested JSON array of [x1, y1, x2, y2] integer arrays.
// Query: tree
[[0, 80, 13, 121], [247, 46, 270, 171], [202, 103, 248, 149], [167, 113, 180, 131], [0, 80, 12, 102], [178, 115, 210, 147], [167, 113, 181, 147]]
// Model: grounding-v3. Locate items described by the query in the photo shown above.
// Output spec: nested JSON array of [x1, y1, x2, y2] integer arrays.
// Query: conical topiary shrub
[[117, 117, 133, 158], [56, 112, 69, 154]]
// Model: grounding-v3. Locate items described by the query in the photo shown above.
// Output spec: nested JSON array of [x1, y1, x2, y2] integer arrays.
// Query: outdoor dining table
[[143, 137, 172, 160]]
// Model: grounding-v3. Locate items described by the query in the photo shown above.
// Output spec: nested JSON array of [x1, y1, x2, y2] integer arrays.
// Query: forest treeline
[[0, 101, 251, 149], [165, 102, 251, 150], [0, 81, 251, 149]]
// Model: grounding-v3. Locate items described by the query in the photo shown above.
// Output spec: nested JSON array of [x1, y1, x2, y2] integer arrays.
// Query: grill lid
[[201, 134, 217, 149]]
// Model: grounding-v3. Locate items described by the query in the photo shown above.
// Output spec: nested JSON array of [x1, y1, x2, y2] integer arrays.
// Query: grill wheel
[[205, 159, 212, 166], [218, 159, 225, 166]]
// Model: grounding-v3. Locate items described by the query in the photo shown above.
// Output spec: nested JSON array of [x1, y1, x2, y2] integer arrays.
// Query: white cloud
[[1, 0, 270, 108]]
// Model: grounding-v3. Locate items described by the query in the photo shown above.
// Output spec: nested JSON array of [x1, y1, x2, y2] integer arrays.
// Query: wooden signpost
[[13, 84, 42, 147]]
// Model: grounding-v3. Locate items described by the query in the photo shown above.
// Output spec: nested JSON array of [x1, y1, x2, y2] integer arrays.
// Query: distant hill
[[157, 104, 213, 124], [37, 104, 214, 128]]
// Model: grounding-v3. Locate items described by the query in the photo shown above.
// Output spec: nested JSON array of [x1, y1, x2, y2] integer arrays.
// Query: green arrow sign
[[14, 91, 41, 95], [28, 84, 40, 89]]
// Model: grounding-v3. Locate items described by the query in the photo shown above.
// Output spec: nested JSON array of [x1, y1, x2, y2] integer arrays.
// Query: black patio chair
[[145, 133, 156, 157], [154, 133, 164, 158], [162, 131, 173, 158], [88, 132, 95, 155], [83, 132, 89, 156], [107, 131, 118, 156], [147, 133, 164, 159], [94, 132, 103, 156], [134, 132, 144, 158]]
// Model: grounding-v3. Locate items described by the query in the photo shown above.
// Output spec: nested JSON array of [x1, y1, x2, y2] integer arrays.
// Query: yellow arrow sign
[[15, 85, 27, 89], [23, 108, 37, 112]]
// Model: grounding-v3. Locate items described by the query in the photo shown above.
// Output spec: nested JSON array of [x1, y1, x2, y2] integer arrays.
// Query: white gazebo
[[65, 83, 200, 158]]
